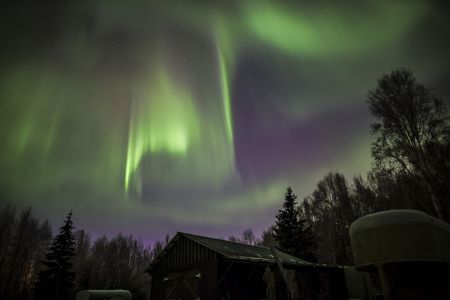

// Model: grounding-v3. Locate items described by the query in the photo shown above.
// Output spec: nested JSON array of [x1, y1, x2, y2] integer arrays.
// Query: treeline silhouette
[[0, 206, 51, 300], [0, 204, 170, 300]]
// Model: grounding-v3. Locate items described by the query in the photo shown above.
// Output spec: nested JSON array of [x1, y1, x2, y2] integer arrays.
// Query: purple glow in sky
[[1, 0, 450, 244]]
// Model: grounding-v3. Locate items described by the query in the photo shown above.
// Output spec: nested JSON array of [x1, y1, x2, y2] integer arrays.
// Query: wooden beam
[[270, 247, 292, 300], [218, 262, 233, 285], [243, 265, 257, 286]]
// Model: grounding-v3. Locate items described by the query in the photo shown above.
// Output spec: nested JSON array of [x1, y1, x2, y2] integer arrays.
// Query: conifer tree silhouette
[[34, 212, 76, 300], [273, 187, 316, 262]]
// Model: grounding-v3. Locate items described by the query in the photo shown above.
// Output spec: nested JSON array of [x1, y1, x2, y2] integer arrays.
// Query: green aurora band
[[2, 0, 447, 240], [125, 61, 199, 192], [123, 0, 425, 195], [216, 34, 234, 146], [243, 1, 424, 57], [124, 14, 240, 195], [124, 51, 237, 195]]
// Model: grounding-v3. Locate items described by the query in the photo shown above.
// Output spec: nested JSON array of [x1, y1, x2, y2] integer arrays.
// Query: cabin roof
[[147, 232, 332, 273]]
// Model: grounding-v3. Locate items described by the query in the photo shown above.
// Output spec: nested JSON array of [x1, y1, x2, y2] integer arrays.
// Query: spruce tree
[[273, 187, 316, 262], [34, 212, 76, 300]]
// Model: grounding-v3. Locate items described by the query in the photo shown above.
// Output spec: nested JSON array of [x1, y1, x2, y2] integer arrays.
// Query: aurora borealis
[[1, 0, 450, 243]]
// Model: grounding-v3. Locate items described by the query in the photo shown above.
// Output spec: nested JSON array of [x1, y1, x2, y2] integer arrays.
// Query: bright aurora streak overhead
[[1, 0, 450, 242]]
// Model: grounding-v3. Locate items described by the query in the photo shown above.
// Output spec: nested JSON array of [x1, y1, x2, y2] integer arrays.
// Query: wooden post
[[270, 247, 292, 300]]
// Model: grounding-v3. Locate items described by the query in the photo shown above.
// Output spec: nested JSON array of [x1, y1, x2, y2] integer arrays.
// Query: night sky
[[1, 0, 450, 244]]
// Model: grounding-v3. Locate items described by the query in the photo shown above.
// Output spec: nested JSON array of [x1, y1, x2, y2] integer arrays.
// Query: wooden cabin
[[147, 232, 359, 300]]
